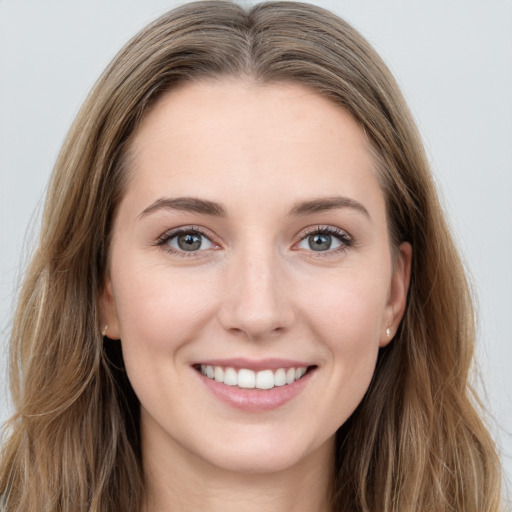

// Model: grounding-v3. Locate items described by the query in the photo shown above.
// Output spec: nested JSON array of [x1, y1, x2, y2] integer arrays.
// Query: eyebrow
[[138, 195, 370, 220], [289, 196, 370, 218], [138, 197, 227, 218]]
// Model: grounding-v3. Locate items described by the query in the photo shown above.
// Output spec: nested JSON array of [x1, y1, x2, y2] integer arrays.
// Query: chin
[[195, 429, 330, 475], [209, 449, 305, 475]]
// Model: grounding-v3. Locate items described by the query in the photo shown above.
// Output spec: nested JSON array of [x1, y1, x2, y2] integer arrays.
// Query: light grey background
[[1, 0, 511, 493]]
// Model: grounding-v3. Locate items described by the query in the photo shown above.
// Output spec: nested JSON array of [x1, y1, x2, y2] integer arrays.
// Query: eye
[[296, 226, 353, 253], [158, 228, 216, 254]]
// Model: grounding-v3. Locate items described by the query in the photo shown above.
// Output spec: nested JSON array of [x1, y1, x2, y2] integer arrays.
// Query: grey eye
[[296, 230, 345, 252], [177, 233, 202, 251], [167, 232, 214, 252], [308, 233, 332, 251]]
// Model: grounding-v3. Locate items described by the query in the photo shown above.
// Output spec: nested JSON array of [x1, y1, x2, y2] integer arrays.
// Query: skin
[[101, 79, 411, 512]]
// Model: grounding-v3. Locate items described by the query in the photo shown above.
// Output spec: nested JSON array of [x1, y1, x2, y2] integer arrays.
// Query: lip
[[193, 361, 317, 412]]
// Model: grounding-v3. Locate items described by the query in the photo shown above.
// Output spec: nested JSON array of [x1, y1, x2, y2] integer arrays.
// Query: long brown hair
[[0, 2, 503, 510]]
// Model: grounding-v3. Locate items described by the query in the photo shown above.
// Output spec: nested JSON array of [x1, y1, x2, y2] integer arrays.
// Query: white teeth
[[214, 366, 224, 382], [255, 369, 274, 389], [238, 369, 255, 389], [223, 367, 238, 386], [199, 364, 309, 389], [274, 368, 286, 387]]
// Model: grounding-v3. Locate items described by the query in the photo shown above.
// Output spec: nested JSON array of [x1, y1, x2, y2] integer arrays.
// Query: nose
[[218, 245, 295, 341]]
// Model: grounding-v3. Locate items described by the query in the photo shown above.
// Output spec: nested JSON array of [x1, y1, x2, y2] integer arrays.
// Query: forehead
[[123, 79, 383, 216]]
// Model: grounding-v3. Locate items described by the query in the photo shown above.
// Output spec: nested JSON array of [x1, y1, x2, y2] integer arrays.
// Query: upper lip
[[192, 358, 315, 371]]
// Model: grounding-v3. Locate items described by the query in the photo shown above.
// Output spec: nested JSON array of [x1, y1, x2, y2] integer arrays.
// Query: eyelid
[[156, 225, 220, 256], [156, 225, 207, 244], [293, 225, 354, 254], [154, 224, 354, 258]]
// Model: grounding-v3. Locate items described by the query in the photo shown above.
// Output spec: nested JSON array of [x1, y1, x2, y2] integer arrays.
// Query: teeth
[[199, 365, 309, 389], [255, 369, 274, 389], [274, 368, 286, 386], [214, 366, 224, 382], [223, 367, 238, 386], [295, 367, 306, 380], [238, 369, 255, 389]]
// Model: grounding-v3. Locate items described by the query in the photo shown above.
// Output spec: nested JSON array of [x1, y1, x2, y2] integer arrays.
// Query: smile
[[198, 364, 309, 390], [193, 359, 317, 411]]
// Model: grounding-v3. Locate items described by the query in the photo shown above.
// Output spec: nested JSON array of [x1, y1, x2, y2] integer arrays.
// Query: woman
[[0, 1, 504, 510]]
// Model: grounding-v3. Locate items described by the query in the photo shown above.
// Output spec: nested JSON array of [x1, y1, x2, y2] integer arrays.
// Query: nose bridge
[[220, 238, 294, 339]]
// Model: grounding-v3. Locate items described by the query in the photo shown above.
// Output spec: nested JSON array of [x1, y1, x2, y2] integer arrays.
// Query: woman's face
[[101, 80, 411, 475]]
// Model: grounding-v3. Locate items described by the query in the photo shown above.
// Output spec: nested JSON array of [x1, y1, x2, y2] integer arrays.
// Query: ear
[[99, 276, 121, 340], [379, 242, 412, 347]]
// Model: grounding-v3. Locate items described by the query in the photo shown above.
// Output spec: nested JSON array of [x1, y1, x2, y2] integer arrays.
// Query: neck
[[140, 421, 334, 512]]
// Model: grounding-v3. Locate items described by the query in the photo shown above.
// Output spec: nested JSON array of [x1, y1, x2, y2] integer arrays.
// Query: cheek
[[303, 267, 389, 348], [299, 269, 388, 416], [111, 262, 222, 415], [111, 258, 220, 358], [318, 287, 382, 368]]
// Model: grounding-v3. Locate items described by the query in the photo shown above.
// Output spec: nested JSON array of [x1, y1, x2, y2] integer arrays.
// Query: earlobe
[[380, 241, 412, 347], [99, 277, 121, 340]]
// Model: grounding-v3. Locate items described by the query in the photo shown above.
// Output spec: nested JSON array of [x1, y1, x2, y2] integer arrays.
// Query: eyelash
[[298, 225, 354, 257], [156, 225, 354, 257], [156, 226, 215, 257]]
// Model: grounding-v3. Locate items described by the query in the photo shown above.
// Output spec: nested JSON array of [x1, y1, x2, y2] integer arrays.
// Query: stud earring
[[386, 327, 391, 338], [102, 324, 109, 337]]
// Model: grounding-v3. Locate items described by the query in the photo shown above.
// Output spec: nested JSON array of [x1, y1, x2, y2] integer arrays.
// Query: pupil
[[178, 233, 201, 251], [309, 233, 331, 251]]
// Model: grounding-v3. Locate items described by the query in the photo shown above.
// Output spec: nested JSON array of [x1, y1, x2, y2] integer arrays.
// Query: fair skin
[[101, 79, 411, 512]]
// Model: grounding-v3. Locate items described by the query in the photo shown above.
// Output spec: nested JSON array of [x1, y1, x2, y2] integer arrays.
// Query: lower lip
[[195, 368, 315, 412]]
